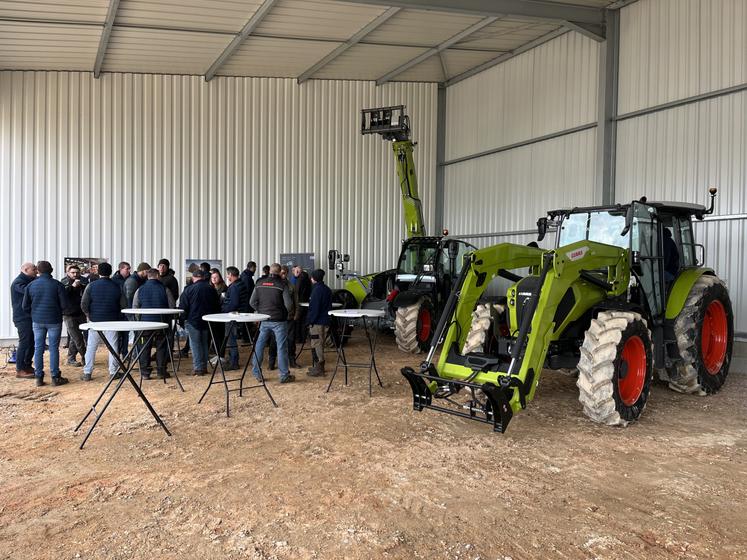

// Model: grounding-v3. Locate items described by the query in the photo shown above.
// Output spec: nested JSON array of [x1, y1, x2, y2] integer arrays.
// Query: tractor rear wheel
[[395, 298, 434, 353], [577, 310, 653, 426], [666, 275, 733, 395]]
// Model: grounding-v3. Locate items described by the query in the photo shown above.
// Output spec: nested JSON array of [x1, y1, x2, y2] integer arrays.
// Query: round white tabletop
[[329, 309, 386, 318], [122, 308, 184, 315], [203, 312, 271, 323], [81, 321, 169, 332], [300, 302, 343, 308]]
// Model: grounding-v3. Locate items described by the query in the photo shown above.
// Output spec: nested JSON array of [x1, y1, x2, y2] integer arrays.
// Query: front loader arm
[[392, 140, 425, 238]]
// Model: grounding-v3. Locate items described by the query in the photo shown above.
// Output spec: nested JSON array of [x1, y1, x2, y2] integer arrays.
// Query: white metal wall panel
[[445, 32, 599, 160], [443, 128, 598, 237], [616, 91, 747, 332], [619, 0, 747, 114], [0, 72, 437, 340]]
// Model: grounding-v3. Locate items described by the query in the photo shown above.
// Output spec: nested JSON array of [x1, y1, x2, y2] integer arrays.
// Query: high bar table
[[326, 308, 386, 396], [75, 321, 171, 449], [122, 308, 185, 392], [199, 313, 277, 417]]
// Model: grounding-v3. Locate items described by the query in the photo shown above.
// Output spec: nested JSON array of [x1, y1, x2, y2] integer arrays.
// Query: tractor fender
[[392, 288, 430, 310], [665, 267, 715, 320]]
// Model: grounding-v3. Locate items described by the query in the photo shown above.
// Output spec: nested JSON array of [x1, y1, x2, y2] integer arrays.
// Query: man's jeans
[[14, 319, 34, 372], [83, 330, 120, 376], [253, 321, 289, 380], [186, 324, 210, 372], [32, 322, 62, 379]]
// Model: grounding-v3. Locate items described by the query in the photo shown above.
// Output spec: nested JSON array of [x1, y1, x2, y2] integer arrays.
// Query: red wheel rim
[[619, 335, 646, 406], [701, 300, 728, 375], [417, 308, 432, 342]]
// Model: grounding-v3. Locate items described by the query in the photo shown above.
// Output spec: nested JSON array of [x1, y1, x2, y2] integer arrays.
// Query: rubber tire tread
[[462, 304, 492, 355]]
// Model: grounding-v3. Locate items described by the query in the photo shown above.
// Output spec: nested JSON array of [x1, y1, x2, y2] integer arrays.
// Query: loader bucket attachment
[[400, 366, 513, 433]]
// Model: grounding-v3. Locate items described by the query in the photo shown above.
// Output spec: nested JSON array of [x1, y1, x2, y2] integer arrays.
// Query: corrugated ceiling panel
[[394, 55, 443, 83], [253, 0, 385, 41], [616, 91, 747, 331], [0, 0, 108, 23], [103, 27, 229, 75], [619, 0, 746, 114], [0, 71, 437, 340], [545, 0, 612, 6], [364, 9, 482, 47], [442, 49, 502, 79], [115, 0, 264, 33], [0, 22, 99, 71], [313, 43, 427, 81], [445, 32, 598, 160], [218, 37, 341, 78], [443, 128, 598, 236], [458, 19, 560, 52]]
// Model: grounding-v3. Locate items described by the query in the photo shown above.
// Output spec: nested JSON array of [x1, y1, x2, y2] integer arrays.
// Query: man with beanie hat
[[22, 261, 69, 386], [157, 258, 179, 301], [306, 269, 332, 377], [125, 262, 150, 307]]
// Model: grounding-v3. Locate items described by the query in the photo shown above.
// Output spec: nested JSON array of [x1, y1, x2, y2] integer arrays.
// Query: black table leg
[[165, 318, 185, 391]]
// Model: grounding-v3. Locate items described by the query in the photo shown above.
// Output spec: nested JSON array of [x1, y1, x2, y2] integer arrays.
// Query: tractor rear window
[[398, 243, 438, 275], [559, 211, 629, 250]]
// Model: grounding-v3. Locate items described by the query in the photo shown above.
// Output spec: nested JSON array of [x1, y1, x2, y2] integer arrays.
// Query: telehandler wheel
[[395, 298, 434, 353], [462, 303, 492, 354], [577, 310, 653, 426], [666, 275, 733, 395]]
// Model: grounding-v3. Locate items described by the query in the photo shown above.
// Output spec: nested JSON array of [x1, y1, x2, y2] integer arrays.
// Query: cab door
[[631, 202, 665, 320]]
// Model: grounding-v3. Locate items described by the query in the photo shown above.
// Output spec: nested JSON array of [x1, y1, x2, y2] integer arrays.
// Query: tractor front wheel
[[666, 275, 733, 394], [394, 299, 435, 353], [577, 310, 653, 426]]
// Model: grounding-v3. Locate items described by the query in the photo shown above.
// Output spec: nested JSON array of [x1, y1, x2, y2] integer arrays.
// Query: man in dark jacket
[[133, 269, 175, 380], [81, 262, 128, 381], [289, 265, 312, 366], [61, 264, 88, 367], [223, 266, 251, 370], [112, 261, 131, 358], [250, 263, 294, 383], [22, 261, 69, 387], [157, 258, 179, 301], [11, 262, 38, 379], [125, 262, 150, 307], [179, 269, 220, 375], [306, 269, 333, 377], [240, 261, 256, 303]]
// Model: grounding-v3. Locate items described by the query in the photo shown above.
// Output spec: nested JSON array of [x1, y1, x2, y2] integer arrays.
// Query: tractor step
[[400, 366, 513, 433]]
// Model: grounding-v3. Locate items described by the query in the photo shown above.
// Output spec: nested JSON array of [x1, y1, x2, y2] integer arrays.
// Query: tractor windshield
[[558, 210, 630, 250], [397, 241, 438, 276]]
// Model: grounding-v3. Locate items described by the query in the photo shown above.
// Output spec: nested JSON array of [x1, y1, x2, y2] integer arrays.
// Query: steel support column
[[435, 84, 446, 232], [595, 9, 619, 205]]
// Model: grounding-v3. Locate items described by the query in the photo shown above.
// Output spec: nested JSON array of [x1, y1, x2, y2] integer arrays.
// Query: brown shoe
[[16, 370, 35, 379]]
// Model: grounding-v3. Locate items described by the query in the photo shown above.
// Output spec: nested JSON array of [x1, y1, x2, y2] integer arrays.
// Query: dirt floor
[[0, 335, 745, 560]]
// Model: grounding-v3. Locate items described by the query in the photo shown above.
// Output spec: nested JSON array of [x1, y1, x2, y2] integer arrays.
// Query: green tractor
[[402, 188, 733, 432], [329, 106, 475, 352]]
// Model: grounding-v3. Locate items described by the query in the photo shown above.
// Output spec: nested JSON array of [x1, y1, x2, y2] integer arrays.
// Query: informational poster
[[279, 253, 315, 271], [184, 259, 223, 285], [63, 257, 108, 280]]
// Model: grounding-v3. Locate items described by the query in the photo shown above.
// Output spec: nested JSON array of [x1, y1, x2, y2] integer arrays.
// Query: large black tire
[[577, 310, 653, 426], [394, 298, 435, 353], [665, 275, 733, 395]]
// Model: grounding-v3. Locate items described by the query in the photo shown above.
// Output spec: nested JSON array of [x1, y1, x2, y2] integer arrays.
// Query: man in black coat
[[10, 262, 38, 379], [223, 266, 251, 370], [179, 269, 221, 375], [61, 264, 88, 367]]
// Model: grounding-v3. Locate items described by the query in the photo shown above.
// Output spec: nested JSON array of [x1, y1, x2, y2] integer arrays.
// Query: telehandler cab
[[401, 188, 733, 432]]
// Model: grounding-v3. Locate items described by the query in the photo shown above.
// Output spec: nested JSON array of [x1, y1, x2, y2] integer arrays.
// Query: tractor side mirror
[[537, 217, 548, 242], [621, 205, 634, 237], [343, 254, 350, 262], [327, 250, 338, 270], [446, 240, 459, 260]]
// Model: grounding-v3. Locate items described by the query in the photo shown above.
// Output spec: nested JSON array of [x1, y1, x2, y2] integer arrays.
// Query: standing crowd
[[10, 258, 333, 387]]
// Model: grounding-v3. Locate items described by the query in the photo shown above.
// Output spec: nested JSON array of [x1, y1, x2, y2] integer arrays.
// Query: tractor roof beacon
[[401, 188, 733, 432]]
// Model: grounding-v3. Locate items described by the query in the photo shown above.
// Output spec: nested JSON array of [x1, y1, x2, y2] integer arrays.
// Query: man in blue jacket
[[10, 262, 38, 379], [22, 261, 69, 387], [222, 266, 251, 370], [133, 268, 175, 380], [306, 269, 332, 377], [81, 262, 128, 381], [179, 269, 221, 375]]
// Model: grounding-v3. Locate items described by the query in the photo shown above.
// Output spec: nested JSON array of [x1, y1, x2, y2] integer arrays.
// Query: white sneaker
[[209, 356, 225, 366]]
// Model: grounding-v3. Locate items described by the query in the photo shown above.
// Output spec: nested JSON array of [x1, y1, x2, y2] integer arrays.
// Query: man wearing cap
[[306, 269, 333, 377], [157, 258, 179, 301], [250, 263, 294, 383], [22, 261, 69, 387], [134, 268, 176, 380], [10, 262, 38, 379], [179, 269, 221, 375], [81, 262, 128, 381]]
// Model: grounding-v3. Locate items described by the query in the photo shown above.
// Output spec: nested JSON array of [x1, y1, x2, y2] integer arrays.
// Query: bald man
[[10, 262, 38, 379]]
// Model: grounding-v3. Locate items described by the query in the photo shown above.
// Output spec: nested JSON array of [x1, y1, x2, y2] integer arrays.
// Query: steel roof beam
[[93, 0, 120, 78], [204, 0, 279, 81], [297, 7, 400, 84], [376, 16, 497, 85], [340, 0, 604, 25]]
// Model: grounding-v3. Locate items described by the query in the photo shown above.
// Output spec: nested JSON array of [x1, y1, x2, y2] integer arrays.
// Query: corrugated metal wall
[[443, 32, 601, 237], [0, 72, 437, 339], [617, 0, 747, 333]]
